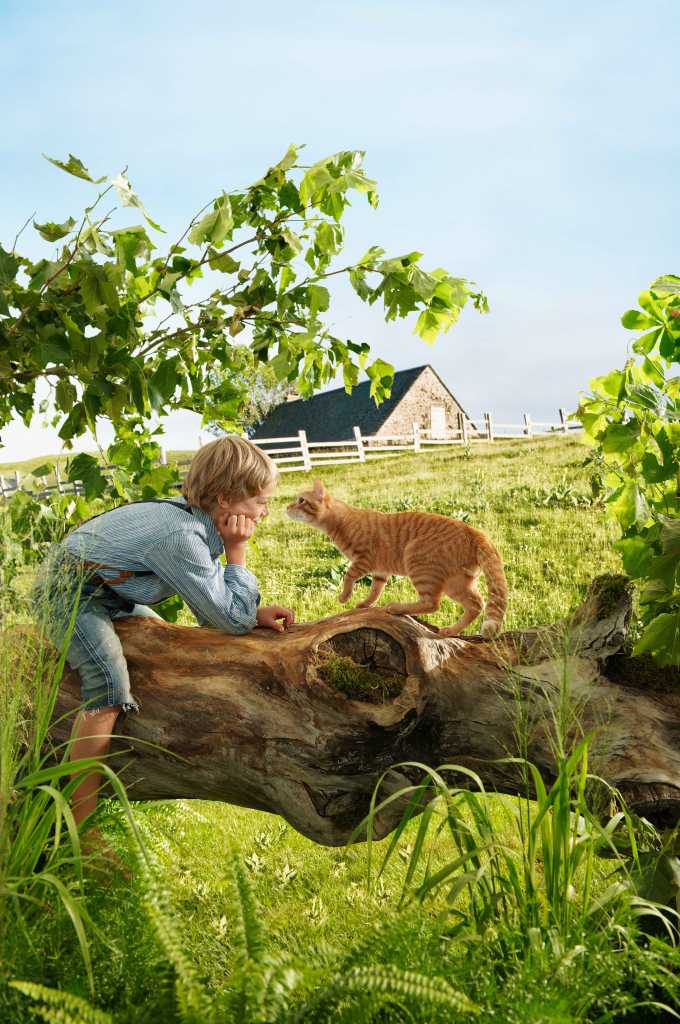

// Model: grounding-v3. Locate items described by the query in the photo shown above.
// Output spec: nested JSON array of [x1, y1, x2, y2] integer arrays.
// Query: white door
[[430, 405, 446, 438]]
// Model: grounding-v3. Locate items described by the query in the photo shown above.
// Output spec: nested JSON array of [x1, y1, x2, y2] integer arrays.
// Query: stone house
[[250, 364, 471, 442]]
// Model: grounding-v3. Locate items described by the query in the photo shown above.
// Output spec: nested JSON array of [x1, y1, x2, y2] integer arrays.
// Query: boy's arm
[[144, 530, 260, 634]]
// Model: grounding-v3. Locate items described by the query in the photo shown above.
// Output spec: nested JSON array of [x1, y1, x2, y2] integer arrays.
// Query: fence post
[[298, 429, 312, 472], [484, 412, 494, 442], [412, 422, 421, 452], [457, 412, 469, 444], [14, 470, 21, 492], [159, 446, 168, 465], [0, 475, 5, 499], [559, 408, 568, 433], [353, 426, 366, 463], [55, 463, 63, 494], [523, 413, 533, 437]]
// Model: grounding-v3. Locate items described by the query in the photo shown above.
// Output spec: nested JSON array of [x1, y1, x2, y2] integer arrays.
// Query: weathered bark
[[50, 575, 680, 845]]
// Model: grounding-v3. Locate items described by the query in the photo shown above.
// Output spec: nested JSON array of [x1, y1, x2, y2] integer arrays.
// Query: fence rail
[[0, 409, 579, 498]]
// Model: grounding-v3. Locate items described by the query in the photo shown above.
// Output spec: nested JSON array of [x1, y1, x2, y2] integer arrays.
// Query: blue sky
[[2, 0, 678, 460]]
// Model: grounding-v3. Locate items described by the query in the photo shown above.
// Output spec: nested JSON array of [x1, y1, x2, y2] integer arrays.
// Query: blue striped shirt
[[62, 497, 260, 634]]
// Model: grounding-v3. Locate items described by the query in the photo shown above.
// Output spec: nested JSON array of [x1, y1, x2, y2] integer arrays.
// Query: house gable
[[380, 366, 469, 436], [250, 364, 468, 442]]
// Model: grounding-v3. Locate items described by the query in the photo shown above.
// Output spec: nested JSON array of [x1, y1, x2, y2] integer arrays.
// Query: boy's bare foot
[[80, 827, 132, 881]]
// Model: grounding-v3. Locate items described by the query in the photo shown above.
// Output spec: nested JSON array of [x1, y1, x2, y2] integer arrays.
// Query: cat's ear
[[313, 480, 326, 499]]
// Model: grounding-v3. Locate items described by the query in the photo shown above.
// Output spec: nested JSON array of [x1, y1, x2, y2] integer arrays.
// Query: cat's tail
[[478, 539, 508, 639]]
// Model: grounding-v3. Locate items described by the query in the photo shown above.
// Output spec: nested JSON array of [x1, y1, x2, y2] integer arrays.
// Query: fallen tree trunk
[[50, 575, 680, 845]]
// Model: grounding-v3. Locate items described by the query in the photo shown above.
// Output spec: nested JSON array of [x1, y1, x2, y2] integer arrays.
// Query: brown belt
[[82, 561, 138, 587]]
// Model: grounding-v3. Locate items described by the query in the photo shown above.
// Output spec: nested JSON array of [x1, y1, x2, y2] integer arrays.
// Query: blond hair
[[182, 436, 278, 511]]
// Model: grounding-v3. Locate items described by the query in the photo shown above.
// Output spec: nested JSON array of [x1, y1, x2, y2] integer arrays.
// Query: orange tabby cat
[[287, 480, 508, 638]]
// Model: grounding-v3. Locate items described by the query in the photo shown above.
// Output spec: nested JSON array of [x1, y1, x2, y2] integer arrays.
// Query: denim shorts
[[32, 547, 161, 714]]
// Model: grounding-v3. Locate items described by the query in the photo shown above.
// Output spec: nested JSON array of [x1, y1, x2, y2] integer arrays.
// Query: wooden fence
[[0, 409, 578, 498]]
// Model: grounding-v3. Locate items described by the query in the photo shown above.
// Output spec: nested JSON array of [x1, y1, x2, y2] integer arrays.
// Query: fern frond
[[342, 966, 479, 1013], [298, 964, 479, 1020], [223, 841, 265, 967], [140, 855, 213, 1024], [9, 981, 114, 1024]]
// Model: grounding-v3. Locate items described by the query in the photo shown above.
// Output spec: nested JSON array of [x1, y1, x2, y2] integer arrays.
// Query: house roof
[[251, 364, 465, 442]]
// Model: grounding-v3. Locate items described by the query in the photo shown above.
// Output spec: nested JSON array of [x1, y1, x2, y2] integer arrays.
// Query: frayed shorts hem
[[80, 699, 141, 717]]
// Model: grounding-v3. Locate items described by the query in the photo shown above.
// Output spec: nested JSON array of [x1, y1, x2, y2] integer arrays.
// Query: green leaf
[[600, 421, 639, 454], [621, 310, 658, 331], [590, 370, 625, 401], [659, 515, 680, 556], [111, 173, 164, 232], [31, 462, 54, 478], [188, 196, 233, 246], [0, 244, 20, 285], [366, 358, 394, 402], [137, 464, 178, 498], [79, 263, 119, 316], [67, 452, 108, 499], [208, 250, 240, 274], [36, 341, 72, 371], [58, 403, 86, 441], [129, 365, 149, 415], [647, 552, 679, 592], [274, 143, 299, 173], [414, 308, 441, 344], [153, 593, 185, 623], [314, 221, 339, 256], [632, 328, 661, 355], [33, 216, 77, 242], [43, 152, 106, 183], [148, 359, 179, 411], [410, 267, 438, 302], [614, 536, 655, 578], [111, 226, 154, 273], [640, 357, 665, 387], [276, 182, 300, 215], [609, 482, 650, 529], [55, 379, 78, 413], [349, 267, 371, 301], [308, 284, 329, 316], [650, 275, 680, 296], [633, 611, 680, 666], [659, 328, 676, 359], [279, 265, 295, 292], [641, 450, 675, 484], [666, 423, 680, 449]]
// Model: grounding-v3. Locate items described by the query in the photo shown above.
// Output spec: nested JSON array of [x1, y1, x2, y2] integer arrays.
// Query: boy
[[35, 436, 294, 844]]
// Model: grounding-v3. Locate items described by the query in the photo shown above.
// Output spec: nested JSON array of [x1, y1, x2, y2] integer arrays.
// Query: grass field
[[4, 435, 678, 1024]]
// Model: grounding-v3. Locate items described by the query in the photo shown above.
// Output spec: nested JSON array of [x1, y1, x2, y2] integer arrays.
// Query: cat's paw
[[382, 603, 400, 615], [338, 590, 351, 604], [355, 600, 375, 609]]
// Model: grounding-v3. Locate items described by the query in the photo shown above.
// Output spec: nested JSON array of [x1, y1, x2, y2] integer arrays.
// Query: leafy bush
[[577, 275, 680, 665]]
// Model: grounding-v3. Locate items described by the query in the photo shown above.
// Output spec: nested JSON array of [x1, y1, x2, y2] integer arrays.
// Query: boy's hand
[[256, 605, 295, 632], [216, 513, 256, 565]]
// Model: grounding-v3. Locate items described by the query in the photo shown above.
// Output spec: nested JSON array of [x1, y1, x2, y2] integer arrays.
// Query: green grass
[[5, 434, 679, 1024]]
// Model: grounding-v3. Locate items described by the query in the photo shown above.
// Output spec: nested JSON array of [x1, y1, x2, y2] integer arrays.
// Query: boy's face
[[217, 480, 277, 523]]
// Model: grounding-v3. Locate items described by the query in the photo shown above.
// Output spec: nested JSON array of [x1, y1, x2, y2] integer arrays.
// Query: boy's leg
[[63, 599, 142, 830], [68, 706, 121, 826]]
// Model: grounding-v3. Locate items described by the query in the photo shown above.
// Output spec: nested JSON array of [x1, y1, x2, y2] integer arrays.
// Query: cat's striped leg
[[383, 577, 442, 616], [383, 594, 442, 615], [438, 574, 484, 636], [356, 575, 389, 608], [339, 562, 371, 604], [383, 555, 443, 615]]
